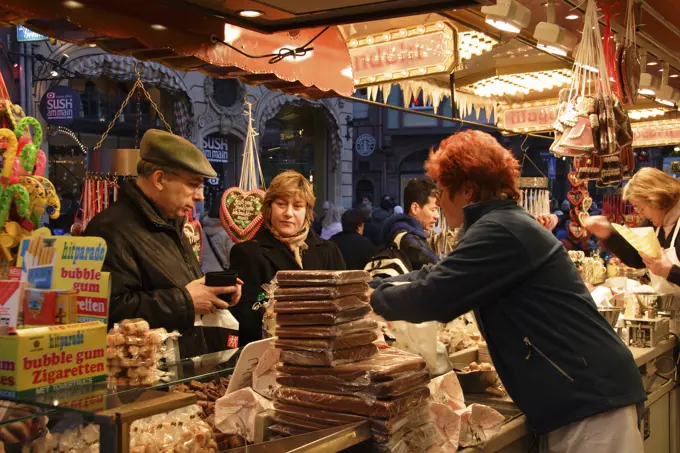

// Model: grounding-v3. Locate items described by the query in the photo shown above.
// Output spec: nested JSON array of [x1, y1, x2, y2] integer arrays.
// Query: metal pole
[[18, 42, 25, 108], [449, 72, 456, 119], [24, 43, 33, 117]]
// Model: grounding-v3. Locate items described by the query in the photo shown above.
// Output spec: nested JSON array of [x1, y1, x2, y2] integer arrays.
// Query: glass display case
[[0, 349, 372, 453]]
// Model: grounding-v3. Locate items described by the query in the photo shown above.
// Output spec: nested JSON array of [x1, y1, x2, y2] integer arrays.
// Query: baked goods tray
[[221, 421, 372, 453]]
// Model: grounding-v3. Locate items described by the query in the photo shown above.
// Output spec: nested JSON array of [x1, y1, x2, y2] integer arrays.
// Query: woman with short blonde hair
[[586, 167, 680, 292], [228, 170, 345, 346]]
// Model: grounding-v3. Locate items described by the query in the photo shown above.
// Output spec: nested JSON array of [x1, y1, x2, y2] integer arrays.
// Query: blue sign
[[39, 86, 81, 126], [17, 26, 48, 42], [547, 155, 556, 180]]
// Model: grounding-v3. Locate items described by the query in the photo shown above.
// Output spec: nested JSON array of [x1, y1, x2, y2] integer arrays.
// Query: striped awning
[[69, 55, 193, 138]]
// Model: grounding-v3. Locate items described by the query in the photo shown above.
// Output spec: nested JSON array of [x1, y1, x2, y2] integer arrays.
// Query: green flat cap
[[140, 129, 217, 178]]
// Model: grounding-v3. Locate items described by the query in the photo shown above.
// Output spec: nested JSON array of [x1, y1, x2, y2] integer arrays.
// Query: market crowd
[[89, 128, 647, 453]]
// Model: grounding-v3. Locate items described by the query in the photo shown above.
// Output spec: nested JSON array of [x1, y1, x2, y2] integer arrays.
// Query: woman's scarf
[[266, 223, 310, 268]]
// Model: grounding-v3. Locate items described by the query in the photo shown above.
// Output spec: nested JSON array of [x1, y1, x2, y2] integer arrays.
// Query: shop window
[[261, 104, 329, 203], [212, 79, 240, 108]]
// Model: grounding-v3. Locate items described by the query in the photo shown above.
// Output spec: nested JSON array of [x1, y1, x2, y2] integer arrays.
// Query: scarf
[[266, 223, 310, 268], [663, 198, 680, 239]]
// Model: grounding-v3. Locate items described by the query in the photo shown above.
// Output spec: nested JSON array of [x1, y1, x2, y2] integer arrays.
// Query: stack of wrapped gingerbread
[[270, 270, 436, 452], [106, 318, 172, 387]]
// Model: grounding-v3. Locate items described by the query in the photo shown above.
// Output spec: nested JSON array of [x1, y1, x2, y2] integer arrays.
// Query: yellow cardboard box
[[0, 321, 107, 397], [17, 236, 111, 324]]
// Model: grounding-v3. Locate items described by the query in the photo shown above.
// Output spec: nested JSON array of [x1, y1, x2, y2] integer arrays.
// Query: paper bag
[[612, 224, 662, 259]]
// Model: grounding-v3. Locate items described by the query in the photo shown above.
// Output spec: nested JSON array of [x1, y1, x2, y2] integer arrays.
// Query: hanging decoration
[[184, 211, 203, 263], [603, 194, 641, 227], [565, 171, 591, 239], [365, 80, 497, 120], [73, 63, 173, 236], [220, 101, 267, 244], [550, 0, 634, 190], [518, 141, 557, 231], [618, 0, 641, 106]]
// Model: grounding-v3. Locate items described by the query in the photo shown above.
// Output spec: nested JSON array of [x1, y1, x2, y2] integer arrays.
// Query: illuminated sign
[[348, 22, 457, 87]]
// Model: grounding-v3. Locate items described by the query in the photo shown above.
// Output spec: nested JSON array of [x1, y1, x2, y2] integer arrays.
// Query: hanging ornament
[[637, 150, 649, 162], [183, 211, 203, 264], [220, 101, 267, 243]]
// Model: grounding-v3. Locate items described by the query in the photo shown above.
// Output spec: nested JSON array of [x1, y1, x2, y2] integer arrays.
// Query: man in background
[[381, 178, 440, 270], [330, 209, 377, 270]]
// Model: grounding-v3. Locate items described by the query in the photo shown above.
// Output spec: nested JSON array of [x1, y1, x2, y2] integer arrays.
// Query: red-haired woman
[[369, 130, 645, 453]]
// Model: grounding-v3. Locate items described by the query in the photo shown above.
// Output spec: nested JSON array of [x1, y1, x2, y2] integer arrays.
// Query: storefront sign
[[16, 26, 48, 42], [202, 134, 230, 163], [348, 22, 457, 87], [497, 102, 558, 133], [632, 120, 680, 148], [39, 86, 81, 127], [355, 134, 376, 157]]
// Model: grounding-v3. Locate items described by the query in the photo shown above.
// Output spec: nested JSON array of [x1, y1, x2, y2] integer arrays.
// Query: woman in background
[[229, 170, 345, 346], [321, 204, 344, 240]]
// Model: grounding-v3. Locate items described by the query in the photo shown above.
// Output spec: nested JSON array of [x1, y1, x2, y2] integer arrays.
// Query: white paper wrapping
[[215, 388, 272, 442]]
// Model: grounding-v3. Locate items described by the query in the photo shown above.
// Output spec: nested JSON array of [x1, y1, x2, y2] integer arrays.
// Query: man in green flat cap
[[85, 129, 242, 358]]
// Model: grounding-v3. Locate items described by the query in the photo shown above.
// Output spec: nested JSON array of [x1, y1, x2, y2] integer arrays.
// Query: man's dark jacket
[[371, 199, 646, 434], [381, 214, 439, 270], [84, 181, 221, 358]]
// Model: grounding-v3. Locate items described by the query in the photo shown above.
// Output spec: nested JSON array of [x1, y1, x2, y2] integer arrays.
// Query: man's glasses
[[167, 171, 205, 194]]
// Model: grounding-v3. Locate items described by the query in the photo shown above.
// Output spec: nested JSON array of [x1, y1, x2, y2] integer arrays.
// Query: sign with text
[[39, 86, 81, 127], [349, 23, 457, 87], [16, 26, 48, 42], [632, 121, 680, 148], [497, 103, 558, 133], [17, 236, 110, 324], [202, 134, 230, 163]]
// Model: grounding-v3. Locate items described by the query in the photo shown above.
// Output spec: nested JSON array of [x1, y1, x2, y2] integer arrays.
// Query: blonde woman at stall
[[585, 167, 680, 293], [369, 130, 645, 453], [228, 170, 345, 346]]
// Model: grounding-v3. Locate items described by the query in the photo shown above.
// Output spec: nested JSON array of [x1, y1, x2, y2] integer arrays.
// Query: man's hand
[[186, 277, 243, 315], [582, 216, 614, 240], [640, 252, 673, 279]]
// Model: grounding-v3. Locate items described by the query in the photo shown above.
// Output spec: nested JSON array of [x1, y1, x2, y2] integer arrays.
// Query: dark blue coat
[[381, 214, 439, 270], [371, 199, 646, 434]]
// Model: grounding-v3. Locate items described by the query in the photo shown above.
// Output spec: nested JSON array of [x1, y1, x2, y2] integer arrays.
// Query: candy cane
[[15, 117, 43, 173], [0, 128, 18, 180]]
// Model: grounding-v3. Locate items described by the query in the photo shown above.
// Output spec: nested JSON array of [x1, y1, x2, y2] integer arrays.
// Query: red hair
[[425, 130, 520, 202]]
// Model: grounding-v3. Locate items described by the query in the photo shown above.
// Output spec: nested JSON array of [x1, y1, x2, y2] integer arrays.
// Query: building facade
[[9, 37, 354, 224]]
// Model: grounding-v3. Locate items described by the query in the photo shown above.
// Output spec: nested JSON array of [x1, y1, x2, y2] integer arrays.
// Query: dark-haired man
[[330, 209, 377, 270], [85, 129, 242, 357], [381, 178, 440, 270]]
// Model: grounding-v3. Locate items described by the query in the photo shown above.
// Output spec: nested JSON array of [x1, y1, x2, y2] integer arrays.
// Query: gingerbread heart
[[582, 196, 593, 213], [220, 187, 266, 243], [183, 218, 203, 263], [546, 214, 559, 231], [569, 222, 585, 238], [567, 189, 585, 207], [578, 210, 590, 227], [567, 171, 585, 188], [570, 209, 580, 223]]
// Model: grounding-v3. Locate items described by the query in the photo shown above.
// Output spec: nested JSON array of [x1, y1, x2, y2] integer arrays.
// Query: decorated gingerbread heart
[[220, 187, 266, 243], [546, 213, 559, 231], [569, 222, 585, 239], [578, 210, 590, 226], [582, 196, 593, 213], [567, 189, 586, 207], [567, 171, 585, 188], [183, 215, 203, 263]]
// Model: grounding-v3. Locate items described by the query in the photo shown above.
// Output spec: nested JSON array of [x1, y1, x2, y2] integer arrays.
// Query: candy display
[[129, 405, 217, 453], [271, 270, 436, 452], [106, 319, 176, 387], [0, 108, 59, 263]]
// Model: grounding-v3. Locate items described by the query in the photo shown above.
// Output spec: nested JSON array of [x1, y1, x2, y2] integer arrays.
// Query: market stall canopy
[[0, 0, 361, 99]]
